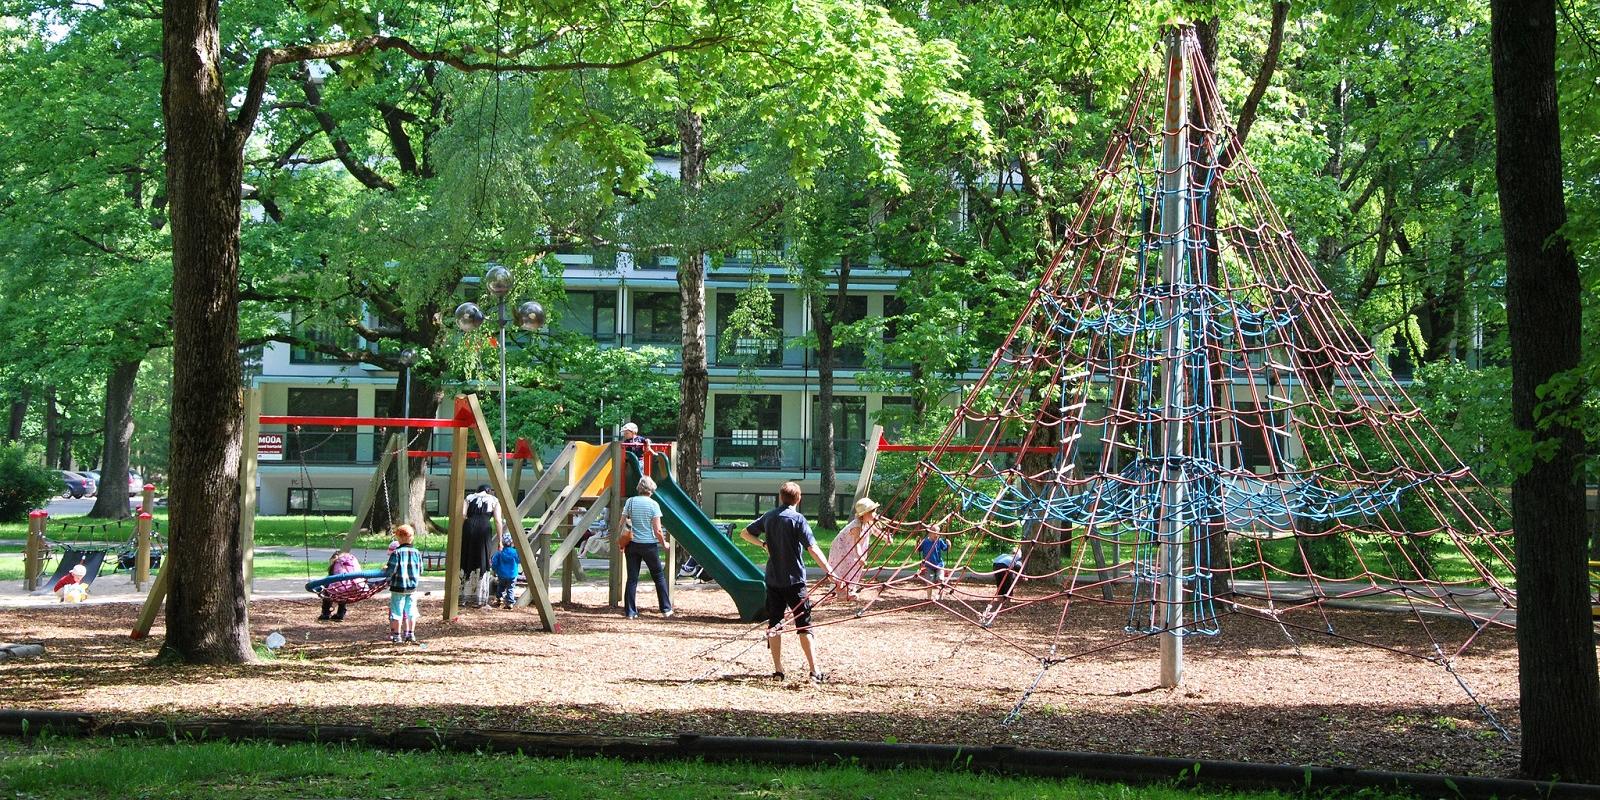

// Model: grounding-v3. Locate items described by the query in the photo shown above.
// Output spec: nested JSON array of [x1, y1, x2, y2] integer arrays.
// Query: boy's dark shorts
[[765, 582, 812, 631]]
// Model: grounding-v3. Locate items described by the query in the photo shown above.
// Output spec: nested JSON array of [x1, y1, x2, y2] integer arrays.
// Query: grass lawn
[[0, 737, 1384, 800]]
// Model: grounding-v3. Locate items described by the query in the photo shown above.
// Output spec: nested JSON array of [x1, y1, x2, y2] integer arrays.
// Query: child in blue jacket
[[491, 534, 521, 609]]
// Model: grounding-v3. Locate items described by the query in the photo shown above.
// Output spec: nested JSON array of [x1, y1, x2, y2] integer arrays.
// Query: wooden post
[[510, 445, 526, 504], [135, 509, 153, 590], [240, 386, 261, 597], [854, 424, 884, 504], [23, 510, 44, 591], [608, 439, 624, 607], [537, 529, 552, 585], [664, 443, 676, 589], [130, 566, 167, 639], [461, 394, 557, 631], [562, 548, 577, 604], [442, 402, 470, 622]]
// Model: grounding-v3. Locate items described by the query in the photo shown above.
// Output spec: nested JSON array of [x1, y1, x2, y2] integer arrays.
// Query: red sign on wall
[[258, 433, 284, 461]]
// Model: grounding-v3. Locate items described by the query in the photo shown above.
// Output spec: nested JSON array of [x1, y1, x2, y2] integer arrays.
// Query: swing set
[[131, 393, 560, 638]]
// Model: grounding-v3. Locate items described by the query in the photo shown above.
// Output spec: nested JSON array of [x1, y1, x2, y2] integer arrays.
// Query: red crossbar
[[260, 415, 466, 429], [875, 434, 1057, 455]]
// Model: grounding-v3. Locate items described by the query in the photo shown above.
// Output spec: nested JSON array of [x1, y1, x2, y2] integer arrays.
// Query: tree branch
[[1221, 1, 1289, 169], [231, 32, 734, 150], [296, 71, 396, 191]]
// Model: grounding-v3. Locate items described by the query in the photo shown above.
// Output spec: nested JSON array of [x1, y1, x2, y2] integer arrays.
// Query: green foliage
[[504, 337, 680, 447], [0, 736, 1345, 800], [0, 443, 61, 521]]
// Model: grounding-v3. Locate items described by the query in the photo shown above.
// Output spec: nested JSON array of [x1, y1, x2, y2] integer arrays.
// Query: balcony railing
[[579, 332, 881, 370], [261, 427, 867, 473], [701, 436, 867, 472]]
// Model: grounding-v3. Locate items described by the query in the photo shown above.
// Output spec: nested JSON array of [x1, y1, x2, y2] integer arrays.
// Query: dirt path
[[0, 583, 1524, 776]]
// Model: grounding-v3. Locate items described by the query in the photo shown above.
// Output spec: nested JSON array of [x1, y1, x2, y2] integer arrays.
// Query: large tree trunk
[[810, 257, 853, 530], [89, 358, 142, 519], [7, 386, 29, 442], [675, 108, 709, 505], [159, 0, 253, 664], [1490, 0, 1600, 780], [366, 374, 445, 533], [44, 387, 61, 469]]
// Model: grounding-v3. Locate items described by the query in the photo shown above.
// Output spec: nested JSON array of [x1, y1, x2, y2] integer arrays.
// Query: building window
[[559, 290, 618, 341], [286, 388, 358, 462], [715, 292, 784, 366], [631, 292, 679, 345], [877, 396, 915, 436], [714, 493, 764, 518], [289, 312, 358, 364], [713, 394, 782, 467], [812, 396, 868, 470], [287, 487, 355, 514], [835, 295, 868, 367]]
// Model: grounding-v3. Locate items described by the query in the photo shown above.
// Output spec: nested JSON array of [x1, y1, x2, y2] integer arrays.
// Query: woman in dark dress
[[460, 484, 499, 608]]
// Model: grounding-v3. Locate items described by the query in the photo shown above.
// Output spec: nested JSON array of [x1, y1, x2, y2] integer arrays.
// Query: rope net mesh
[[797, 29, 1515, 680]]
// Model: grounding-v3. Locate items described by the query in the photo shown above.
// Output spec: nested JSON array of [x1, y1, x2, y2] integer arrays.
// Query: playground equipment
[[131, 393, 559, 638], [22, 483, 163, 593], [793, 25, 1515, 717], [624, 451, 767, 622]]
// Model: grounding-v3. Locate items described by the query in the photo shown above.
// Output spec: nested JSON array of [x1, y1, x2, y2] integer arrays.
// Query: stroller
[[678, 523, 735, 581], [574, 507, 611, 558]]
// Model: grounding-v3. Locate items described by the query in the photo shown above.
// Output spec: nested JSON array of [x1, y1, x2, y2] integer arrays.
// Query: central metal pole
[[1157, 26, 1192, 689]]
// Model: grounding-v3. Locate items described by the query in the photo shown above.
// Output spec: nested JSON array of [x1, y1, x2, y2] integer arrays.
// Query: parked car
[[60, 471, 96, 499], [82, 469, 145, 496]]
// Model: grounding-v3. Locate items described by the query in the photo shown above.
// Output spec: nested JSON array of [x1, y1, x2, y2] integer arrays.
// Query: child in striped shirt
[[385, 524, 423, 644]]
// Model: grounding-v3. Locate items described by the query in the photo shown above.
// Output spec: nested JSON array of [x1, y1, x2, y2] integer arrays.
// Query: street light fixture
[[454, 266, 544, 471]]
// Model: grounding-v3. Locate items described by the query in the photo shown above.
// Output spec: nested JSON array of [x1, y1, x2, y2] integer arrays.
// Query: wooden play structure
[[22, 483, 161, 593], [131, 393, 563, 638]]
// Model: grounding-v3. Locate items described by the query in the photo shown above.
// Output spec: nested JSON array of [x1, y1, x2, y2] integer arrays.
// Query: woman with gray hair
[[621, 475, 673, 619]]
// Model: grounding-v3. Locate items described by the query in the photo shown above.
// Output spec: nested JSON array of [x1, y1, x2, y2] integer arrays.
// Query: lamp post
[[397, 349, 416, 420], [454, 266, 545, 468]]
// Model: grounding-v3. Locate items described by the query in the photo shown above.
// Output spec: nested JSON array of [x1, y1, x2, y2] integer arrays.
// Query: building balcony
[[700, 436, 867, 473], [259, 427, 869, 475], [584, 332, 895, 371]]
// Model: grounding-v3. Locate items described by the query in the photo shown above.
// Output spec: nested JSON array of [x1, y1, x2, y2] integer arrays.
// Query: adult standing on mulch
[[621, 476, 673, 620], [826, 497, 888, 601], [741, 481, 835, 683], [460, 484, 499, 609]]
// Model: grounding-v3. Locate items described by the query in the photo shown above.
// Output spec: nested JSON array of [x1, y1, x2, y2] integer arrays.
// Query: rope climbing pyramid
[[827, 26, 1517, 693]]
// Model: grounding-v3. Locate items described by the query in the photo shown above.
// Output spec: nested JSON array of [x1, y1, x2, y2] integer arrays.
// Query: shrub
[[0, 444, 61, 522]]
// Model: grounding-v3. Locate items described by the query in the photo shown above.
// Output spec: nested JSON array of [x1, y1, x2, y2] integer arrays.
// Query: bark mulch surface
[[0, 584, 1522, 776]]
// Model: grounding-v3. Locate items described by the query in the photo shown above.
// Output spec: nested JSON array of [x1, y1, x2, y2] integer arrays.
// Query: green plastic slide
[[626, 452, 767, 621]]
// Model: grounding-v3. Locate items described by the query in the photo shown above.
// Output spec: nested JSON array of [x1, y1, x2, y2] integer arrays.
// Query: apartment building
[[250, 251, 937, 518]]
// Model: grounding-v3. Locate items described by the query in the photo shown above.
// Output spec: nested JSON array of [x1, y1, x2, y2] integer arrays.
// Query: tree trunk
[[58, 430, 74, 471], [1490, 0, 1600, 780], [158, 0, 253, 664], [407, 381, 446, 532], [44, 388, 60, 469], [89, 358, 142, 519], [675, 108, 709, 505], [7, 386, 29, 442], [809, 259, 848, 530]]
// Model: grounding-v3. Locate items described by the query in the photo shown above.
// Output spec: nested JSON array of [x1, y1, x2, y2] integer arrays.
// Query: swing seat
[[306, 568, 391, 604]]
